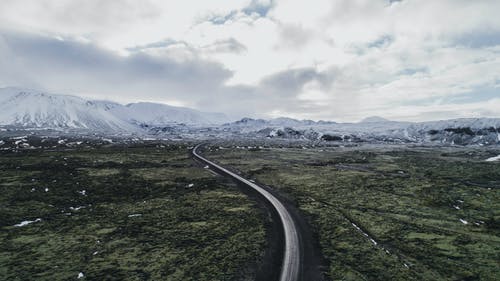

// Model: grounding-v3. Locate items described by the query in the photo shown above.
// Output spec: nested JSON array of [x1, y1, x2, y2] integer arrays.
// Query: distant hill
[[0, 88, 136, 132], [1, 87, 499, 145], [109, 102, 229, 126], [0, 87, 230, 132], [360, 116, 391, 123]]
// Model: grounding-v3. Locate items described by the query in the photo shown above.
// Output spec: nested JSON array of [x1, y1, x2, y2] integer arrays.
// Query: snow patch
[[14, 218, 42, 227], [485, 155, 500, 162], [14, 139, 26, 145]]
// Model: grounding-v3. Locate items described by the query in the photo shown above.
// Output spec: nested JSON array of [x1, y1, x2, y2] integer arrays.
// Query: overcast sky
[[0, 0, 499, 122]]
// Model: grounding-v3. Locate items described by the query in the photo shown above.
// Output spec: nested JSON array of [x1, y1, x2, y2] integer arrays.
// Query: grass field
[[205, 144, 500, 281], [0, 144, 267, 281]]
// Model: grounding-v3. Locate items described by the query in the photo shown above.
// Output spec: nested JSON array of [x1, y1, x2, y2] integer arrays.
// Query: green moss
[[80, 168, 121, 177], [207, 145, 500, 281], [0, 146, 266, 281]]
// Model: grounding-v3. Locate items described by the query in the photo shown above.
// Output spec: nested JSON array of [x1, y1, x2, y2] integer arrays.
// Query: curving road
[[192, 144, 301, 281]]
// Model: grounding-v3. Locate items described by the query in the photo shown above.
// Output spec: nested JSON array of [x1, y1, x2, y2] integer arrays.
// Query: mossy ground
[[206, 145, 500, 281], [0, 145, 266, 281]]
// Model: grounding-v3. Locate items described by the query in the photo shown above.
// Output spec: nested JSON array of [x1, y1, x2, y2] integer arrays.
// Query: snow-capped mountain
[[109, 102, 229, 126], [0, 88, 137, 132], [403, 118, 500, 145], [408, 118, 500, 132], [0, 87, 499, 145], [219, 116, 500, 145], [0, 87, 230, 132], [223, 117, 334, 129]]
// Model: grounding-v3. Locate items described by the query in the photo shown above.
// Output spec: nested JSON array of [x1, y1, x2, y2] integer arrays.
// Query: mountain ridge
[[1, 87, 499, 146], [0, 88, 231, 131]]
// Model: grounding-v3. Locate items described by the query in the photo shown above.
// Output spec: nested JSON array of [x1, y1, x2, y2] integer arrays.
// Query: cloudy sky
[[0, 0, 499, 122]]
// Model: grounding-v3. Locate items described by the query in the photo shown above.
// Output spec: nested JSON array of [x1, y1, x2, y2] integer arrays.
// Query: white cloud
[[0, 0, 499, 121]]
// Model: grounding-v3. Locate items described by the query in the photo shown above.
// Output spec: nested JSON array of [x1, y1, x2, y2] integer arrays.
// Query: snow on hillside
[[224, 117, 500, 135], [0, 88, 137, 132], [223, 117, 409, 135], [408, 118, 500, 131], [109, 102, 229, 126], [485, 155, 500, 162], [0, 87, 498, 146], [0, 88, 230, 132], [224, 117, 331, 129], [220, 116, 500, 145]]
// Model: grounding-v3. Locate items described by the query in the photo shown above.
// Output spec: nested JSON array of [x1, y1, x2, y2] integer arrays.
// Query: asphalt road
[[192, 144, 301, 281]]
